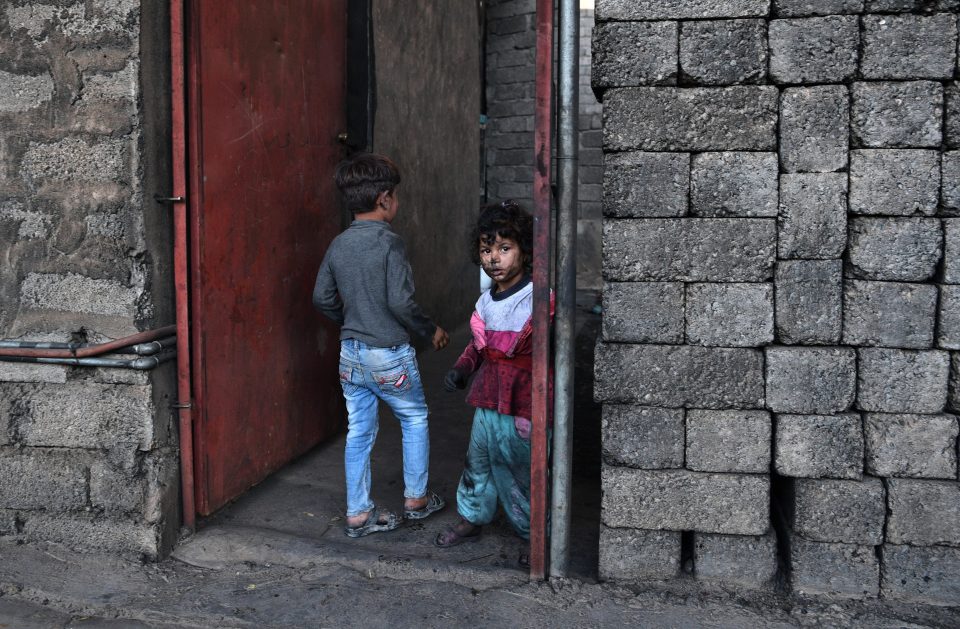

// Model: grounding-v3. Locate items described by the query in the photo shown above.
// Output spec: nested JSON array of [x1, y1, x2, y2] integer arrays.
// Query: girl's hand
[[443, 369, 466, 392]]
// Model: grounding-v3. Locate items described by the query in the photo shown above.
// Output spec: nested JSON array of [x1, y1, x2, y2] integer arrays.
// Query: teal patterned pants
[[456, 407, 540, 539]]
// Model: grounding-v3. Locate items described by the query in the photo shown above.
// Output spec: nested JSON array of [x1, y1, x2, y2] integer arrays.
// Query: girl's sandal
[[434, 518, 482, 548], [518, 551, 530, 568], [343, 506, 401, 538], [403, 491, 446, 520]]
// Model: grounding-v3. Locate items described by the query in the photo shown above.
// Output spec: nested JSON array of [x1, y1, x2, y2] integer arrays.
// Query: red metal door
[[186, 1, 347, 515]]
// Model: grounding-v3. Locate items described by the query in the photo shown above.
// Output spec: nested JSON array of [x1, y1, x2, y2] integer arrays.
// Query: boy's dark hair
[[470, 200, 534, 271], [334, 153, 401, 213]]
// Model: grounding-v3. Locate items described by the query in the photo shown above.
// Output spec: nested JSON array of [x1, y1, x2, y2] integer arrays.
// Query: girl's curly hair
[[470, 200, 534, 271]]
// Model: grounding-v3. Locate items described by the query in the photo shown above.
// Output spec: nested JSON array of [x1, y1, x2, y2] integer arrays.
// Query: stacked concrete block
[[595, 1, 960, 603], [774, 413, 863, 479], [864, 414, 958, 479], [852, 81, 943, 148], [679, 19, 767, 85], [768, 17, 859, 84], [694, 531, 779, 589], [0, 2, 176, 558]]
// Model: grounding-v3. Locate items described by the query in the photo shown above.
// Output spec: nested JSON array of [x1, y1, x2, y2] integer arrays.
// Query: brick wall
[[0, 1, 178, 558], [594, 0, 960, 604], [484, 0, 604, 288]]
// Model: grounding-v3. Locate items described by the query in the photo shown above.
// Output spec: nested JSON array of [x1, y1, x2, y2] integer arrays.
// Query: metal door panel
[[187, 1, 347, 515]]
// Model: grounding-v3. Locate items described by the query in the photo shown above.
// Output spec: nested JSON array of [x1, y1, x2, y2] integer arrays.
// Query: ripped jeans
[[339, 339, 429, 517]]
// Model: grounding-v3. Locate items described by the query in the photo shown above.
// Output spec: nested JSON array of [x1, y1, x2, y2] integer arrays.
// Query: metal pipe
[[530, 0, 554, 582], [0, 326, 176, 359], [171, 0, 196, 531], [550, 0, 579, 579], [128, 336, 178, 356], [0, 335, 177, 356], [0, 351, 176, 370]]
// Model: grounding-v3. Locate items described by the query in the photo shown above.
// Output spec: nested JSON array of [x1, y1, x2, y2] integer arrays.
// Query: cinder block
[[882, 544, 960, 606], [686, 409, 771, 473], [0, 509, 15, 535], [19, 137, 128, 184], [690, 152, 778, 218], [858, 348, 950, 414], [842, 281, 937, 349], [143, 449, 179, 525], [603, 152, 689, 218], [602, 466, 770, 535], [847, 217, 942, 282], [790, 537, 880, 599], [80, 60, 138, 103], [948, 83, 960, 149], [90, 457, 144, 515], [793, 478, 885, 545], [602, 282, 684, 343], [592, 22, 677, 88], [0, 362, 67, 384], [887, 479, 960, 547], [852, 81, 943, 148], [603, 87, 778, 151], [939, 286, 960, 349], [0, 449, 88, 510], [595, 0, 769, 20], [599, 526, 681, 581], [774, 413, 863, 479], [20, 513, 160, 559], [777, 173, 847, 260], [951, 353, 960, 412], [602, 405, 684, 469], [849, 150, 940, 216], [774, 260, 843, 345], [943, 152, 960, 216], [766, 347, 856, 414], [0, 70, 54, 112], [945, 220, 960, 284], [679, 19, 767, 85], [864, 413, 959, 479], [595, 343, 765, 409], [685, 283, 774, 347], [861, 14, 958, 80], [867, 0, 958, 8], [774, 0, 864, 15], [603, 218, 776, 282], [19, 272, 140, 318], [694, 531, 778, 589], [2, 382, 154, 450], [780, 86, 849, 173], [769, 17, 859, 84]]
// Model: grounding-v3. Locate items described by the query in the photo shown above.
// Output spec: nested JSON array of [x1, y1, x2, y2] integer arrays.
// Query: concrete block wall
[[484, 0, 604, 288], [0, 1, 178, 558], [594, 0, 960, 604]]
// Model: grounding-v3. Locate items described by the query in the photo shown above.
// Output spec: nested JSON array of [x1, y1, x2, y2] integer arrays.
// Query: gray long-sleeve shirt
[[312, 220, 437, 347]]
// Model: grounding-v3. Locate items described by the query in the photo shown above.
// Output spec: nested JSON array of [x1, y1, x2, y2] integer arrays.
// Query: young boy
[[313, 153, 448, 537]]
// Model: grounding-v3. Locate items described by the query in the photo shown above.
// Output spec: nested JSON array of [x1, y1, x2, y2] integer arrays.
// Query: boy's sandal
[[343, 506, 401, 538], [403, 491, 446, 520], [434, 518, 482, 548]]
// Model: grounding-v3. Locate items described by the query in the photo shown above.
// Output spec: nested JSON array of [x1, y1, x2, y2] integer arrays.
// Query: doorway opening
[[172, 0, 603, 581]]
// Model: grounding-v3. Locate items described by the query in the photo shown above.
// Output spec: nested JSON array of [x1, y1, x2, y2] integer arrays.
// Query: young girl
[[436, 200, 542, 560]]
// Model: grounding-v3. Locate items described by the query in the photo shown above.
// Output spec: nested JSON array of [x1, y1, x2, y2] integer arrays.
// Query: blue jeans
[[339, 339, 429, 517]]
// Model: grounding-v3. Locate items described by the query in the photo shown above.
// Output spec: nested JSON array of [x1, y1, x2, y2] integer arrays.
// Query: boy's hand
[[444, 369, 467, 392], [432, 326, 449, 351]]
